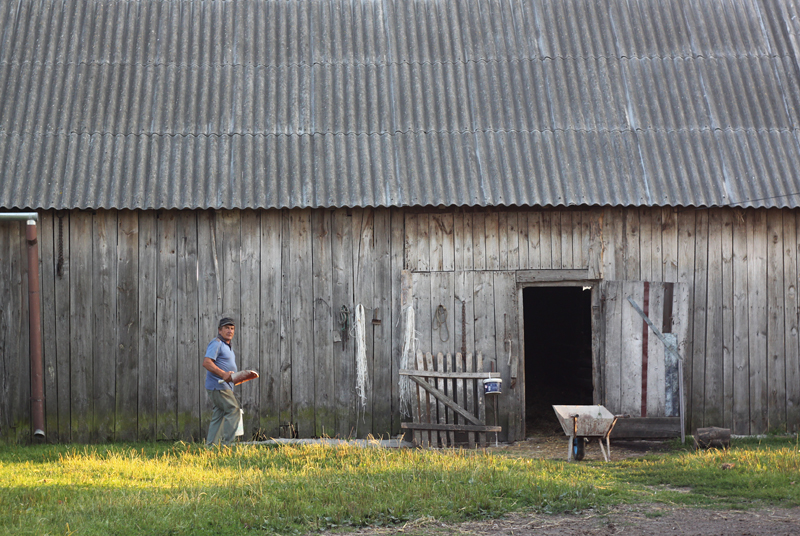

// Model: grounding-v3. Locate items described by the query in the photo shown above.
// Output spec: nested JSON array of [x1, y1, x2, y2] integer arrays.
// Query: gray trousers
[[206, 389, 241, 446]]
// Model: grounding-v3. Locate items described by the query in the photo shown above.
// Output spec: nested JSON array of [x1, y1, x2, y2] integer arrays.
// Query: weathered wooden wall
[[405, 207, 800, 436], [0, 208, 404, 443], [1, 206, 798, 442]]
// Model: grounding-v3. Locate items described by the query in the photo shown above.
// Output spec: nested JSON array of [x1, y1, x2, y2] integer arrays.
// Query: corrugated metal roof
[[0, 0, 799, 210]]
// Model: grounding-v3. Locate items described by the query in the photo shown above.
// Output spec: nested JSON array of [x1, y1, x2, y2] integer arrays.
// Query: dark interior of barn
[[523, 286, 594, 436]]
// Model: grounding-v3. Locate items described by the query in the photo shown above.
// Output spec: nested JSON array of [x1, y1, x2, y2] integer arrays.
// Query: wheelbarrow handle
[[605, 414, 630, 438]]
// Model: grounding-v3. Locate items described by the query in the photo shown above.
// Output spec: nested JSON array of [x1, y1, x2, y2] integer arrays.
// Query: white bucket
[[235, 409, 244, 437], [483, 378, 502, 395]]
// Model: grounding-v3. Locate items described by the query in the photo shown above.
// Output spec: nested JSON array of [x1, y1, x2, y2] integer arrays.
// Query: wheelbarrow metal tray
[[552, 405, 616, 437]]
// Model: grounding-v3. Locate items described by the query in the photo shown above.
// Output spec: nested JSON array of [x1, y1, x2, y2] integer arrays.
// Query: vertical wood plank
[[493, 272, 519, 442], [670, 281, 692, 428], [445, 352, 455, 445], [280, 211, 294, 433], [0, 221, 26, 440], [390, 209, 406, 435], [291, 209, 315, 438], [766, 209, 786, 430], [418, 351, 431, 446], [417, 213, 430, 272], [602, 281, 623, 412], [219, 210, 242, 321], [464, 352, 475, 448], [690, 210, 709, 430], [703, 209, 724, 427], [639, 208, 654, 281], [409, 350, 422, 446], [527, 211, 542, 269], [70, 211, 93, 443], [786, 212, 800, 432], [197, 210, 222, 439], [601, 207, 620, 280], [498, 212, 509, 271], [156, 211, 178, 440], [435, 352, 447, 446], [93, 210, 117, 442], [748, 209, 768, 432], [517, 212, 529, 270], [332, 208, 354, 438], [676, 209, 697, 429], [620, 281, 644, 416], [624, 208, 640, 280], [38, 213, 57, 440], [540, 211, 552, 269], [404, 212, 418, 272], [560, 211, 572, 269], [372, 208, 394, 437], [312, 209, 335, 437], [430, 213, 455, 272], [485, 212, 500, 271], [175, 212, 200, 441], [462, 212, 474, 271], [591, 283, 604, 404], [720, 210, 734, 428], [661, 208, 679, 282], [646, 283, 666, 417], [259, 209, 282, 438], [116, 211, 139, 442], [454, 212, 466, 271], [430, 213, 444, 272], [17, 219, 30, 441], [472, 212, 486, 271], [413, 272, 433, 368], [732, 209, 751, 434], [575, 211, 586, 269], [507, 212, 520, 270], [473, 271, 496, 367], [439, 212, 455, 272], [53, 212, 72, 441], [549, 211, 561, 269], [454, 271, 475, 358], [651, 209, 663, 281], [477, 352, 487, 447], [239, 210, 260, 439], [352, 208, 375, 437]]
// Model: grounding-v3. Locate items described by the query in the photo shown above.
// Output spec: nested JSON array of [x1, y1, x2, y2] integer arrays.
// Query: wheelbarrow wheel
[[573, 437, 586, 461]]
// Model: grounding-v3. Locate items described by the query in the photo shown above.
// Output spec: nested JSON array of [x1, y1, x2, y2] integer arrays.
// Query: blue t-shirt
[[205, 337, 238, 391]]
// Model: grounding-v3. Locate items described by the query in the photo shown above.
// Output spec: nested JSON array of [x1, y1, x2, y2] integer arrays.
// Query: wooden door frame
[[515, 270, 601, 438]]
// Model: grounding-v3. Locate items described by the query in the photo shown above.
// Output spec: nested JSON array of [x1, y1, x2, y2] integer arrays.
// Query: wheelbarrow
[[552, 405, 628, 461]]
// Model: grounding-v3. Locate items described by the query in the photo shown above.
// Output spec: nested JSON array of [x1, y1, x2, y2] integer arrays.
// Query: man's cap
[[218, 317, 236, 329]]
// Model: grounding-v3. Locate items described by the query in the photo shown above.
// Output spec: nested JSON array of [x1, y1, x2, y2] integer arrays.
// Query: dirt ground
[[341, 505, 800, 535], [318, 435, 800, 535]]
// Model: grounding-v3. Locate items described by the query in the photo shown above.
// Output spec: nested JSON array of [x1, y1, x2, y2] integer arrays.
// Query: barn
[[1, 0, 799, 444]]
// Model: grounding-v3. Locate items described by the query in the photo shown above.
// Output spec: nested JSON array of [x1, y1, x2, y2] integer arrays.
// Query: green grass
[[0, 436, 798, 535]]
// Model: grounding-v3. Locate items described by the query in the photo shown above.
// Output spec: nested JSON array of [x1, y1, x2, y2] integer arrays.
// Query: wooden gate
[[400, 351, 501, 447]]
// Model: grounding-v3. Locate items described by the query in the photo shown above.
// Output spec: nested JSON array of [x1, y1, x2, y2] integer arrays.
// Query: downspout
[[0, 212, 44, 439]]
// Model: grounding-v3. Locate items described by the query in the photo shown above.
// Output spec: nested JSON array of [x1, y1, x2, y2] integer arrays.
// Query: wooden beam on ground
[[609, 417, 681, 439]]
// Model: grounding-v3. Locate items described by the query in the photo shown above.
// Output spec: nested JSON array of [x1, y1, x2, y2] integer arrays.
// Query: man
[[203, 317, 240, 446]]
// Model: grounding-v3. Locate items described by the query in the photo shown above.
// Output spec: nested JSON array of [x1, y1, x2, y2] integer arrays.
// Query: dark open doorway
[[523, 286, 593, 436]]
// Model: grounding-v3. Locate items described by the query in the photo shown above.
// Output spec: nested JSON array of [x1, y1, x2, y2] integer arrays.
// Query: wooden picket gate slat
[[400, 351, 501, 448]]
